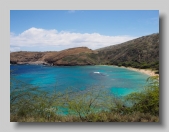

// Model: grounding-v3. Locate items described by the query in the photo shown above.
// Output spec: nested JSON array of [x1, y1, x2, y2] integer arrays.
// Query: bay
[[10, 65, 149, 97]]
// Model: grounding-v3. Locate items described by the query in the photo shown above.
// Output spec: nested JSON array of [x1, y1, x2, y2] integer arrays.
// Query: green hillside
[[96, 33, 159, 73]]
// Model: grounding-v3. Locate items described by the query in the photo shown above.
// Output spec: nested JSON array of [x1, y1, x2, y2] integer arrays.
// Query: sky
[[10, 10, 159, 52]]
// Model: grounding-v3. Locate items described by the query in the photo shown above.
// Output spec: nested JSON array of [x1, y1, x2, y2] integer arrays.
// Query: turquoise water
[[10, 65, 149, 97]]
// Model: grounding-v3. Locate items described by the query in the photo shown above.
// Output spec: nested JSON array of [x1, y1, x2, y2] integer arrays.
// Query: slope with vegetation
[[96, 33, 159, 73], [10, 76, 159, 122], [10, 47, 99, 66], [43, 47, 99, 66]]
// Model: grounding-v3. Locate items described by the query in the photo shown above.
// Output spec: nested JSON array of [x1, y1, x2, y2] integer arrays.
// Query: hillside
[[96, 33, 159, 72], [10, 47, 99, 66], [43, 47, 100, 66], [10, 33, 159, 71]]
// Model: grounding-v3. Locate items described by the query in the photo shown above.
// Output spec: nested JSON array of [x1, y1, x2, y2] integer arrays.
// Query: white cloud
[[10, 27, 136, 51]]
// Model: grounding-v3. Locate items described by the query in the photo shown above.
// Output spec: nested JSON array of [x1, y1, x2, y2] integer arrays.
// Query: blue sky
[[10, 10, 159, 52]]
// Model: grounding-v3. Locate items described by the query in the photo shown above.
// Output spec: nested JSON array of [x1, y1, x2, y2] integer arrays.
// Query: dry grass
[[10, 111, 159, 122]]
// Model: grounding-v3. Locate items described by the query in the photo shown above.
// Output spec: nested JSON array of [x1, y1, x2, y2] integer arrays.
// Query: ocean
[[10, 65, 149, 97]]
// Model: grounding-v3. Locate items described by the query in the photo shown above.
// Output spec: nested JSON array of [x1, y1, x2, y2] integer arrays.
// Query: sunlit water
[[10, 65, 149, 97]]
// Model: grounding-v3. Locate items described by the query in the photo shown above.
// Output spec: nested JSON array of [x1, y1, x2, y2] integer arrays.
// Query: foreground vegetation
[[10, 76, 159, 122]]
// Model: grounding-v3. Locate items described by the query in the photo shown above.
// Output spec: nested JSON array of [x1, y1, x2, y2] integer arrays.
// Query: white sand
[[121, 66, 158, 76]]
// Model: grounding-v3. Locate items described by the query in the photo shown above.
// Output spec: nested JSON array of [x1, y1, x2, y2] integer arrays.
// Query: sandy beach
[[121, 66, 158, 76]]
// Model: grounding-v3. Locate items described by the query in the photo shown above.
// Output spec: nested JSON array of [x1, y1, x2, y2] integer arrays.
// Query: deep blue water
[[10, 65, 149, 97]]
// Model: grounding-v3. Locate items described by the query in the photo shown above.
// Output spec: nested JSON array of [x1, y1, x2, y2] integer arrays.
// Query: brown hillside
[[44, 47, 98, 66], [10, 51, 46, 64], [10, 47, 99, 66]]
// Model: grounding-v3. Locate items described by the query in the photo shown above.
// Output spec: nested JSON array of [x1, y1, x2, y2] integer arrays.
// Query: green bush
[[125, 76, 159, 115], [10, 75, 159, 122]]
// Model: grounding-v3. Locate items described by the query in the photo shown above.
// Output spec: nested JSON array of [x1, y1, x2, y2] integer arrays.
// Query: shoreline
[[10, 63, 159, 76], [104, 65, 158, 76], [120, 66, 158, 76], [12, 61, 51, 66]]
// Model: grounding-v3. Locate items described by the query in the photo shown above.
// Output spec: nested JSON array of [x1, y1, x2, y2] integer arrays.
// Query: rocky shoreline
[[13, 61, 52, 66]]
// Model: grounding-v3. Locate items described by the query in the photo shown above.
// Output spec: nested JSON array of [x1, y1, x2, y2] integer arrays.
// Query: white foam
[[94, 72, 100, 74]]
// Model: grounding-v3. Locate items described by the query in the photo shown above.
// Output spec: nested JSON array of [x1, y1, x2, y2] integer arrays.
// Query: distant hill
[[43, 47, 99, 66], [10, 33, 159, 72], [10, 47, 99, 66], [96, 33, 159, 72]]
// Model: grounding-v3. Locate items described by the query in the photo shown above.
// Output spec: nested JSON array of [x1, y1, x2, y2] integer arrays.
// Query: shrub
[[10, 74, 159, 122], [125, 76, 159, 115]]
